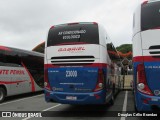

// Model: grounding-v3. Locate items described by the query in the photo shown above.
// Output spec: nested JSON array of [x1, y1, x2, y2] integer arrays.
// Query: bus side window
[[106, 43, 120, 63], [0, 50, 6, 66], [5, 50, 22, 67]]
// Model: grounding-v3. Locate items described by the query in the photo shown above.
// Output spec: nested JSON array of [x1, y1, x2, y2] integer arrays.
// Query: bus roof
[[148, 0, 160, 3], [143, 0, 160, 4], [50, 22, 98, 29], [0, 45, 44, 57]]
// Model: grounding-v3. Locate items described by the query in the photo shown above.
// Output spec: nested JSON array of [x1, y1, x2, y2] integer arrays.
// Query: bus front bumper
[[45, 90, 111, 105], [136, 92, 160, 111]]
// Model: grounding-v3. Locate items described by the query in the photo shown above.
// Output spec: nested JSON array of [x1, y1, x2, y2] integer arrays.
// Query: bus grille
[[51, 56, 95, 65], [149, 45, 160, 49], [149, 45, 160, 58]]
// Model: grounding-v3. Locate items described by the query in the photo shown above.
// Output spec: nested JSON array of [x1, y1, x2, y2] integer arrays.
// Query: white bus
[[133, 0, 160, 111], [44, 22, 122, 105], [0, 45, 44, 103]]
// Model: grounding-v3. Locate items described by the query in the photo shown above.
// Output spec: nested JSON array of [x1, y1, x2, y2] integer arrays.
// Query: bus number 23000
[[66, 70, 77, 77]]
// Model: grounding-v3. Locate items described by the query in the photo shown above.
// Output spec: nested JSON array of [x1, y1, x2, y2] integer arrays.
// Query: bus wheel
[[134, 99, 138, 112], [0, 87, 6, 103], [109, 94, 114, 105]]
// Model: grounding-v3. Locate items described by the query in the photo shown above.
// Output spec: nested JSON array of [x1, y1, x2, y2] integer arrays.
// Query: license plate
[[66, 96, 77, 100]]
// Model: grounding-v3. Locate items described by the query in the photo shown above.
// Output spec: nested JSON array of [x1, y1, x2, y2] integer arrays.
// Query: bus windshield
[[141, 1, 160, 31], [47, 24, 99, 47]]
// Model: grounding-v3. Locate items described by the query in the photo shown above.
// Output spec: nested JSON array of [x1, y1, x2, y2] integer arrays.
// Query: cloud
[[0, 0, 141, 50], [73, 0, 140, 46]]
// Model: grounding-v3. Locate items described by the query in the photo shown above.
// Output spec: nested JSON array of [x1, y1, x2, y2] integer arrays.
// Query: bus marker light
[[143, 99, 149, 104], [94, 94, 100, 99], [142, 98, 151, 104], [142, 1, 148, 5]]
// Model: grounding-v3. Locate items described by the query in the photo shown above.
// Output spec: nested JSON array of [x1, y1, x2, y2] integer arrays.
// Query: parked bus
[[133, 0, 160, 111], [0, 45, 44, 103], [44, 22, 122, 105]]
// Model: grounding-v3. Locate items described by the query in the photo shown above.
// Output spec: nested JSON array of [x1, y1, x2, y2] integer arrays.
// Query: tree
[[116, 44, 132, 60], [116, 44, 132, 53]]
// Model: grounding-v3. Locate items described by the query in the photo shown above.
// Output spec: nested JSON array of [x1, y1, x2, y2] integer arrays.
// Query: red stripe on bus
[[0, 80, 27, 84], [150, 27, 160, 30], [133, 56, 160, 62], [21, 62, 35, 92], [44, 63, 108, 68], [0, 46, 11, 51]]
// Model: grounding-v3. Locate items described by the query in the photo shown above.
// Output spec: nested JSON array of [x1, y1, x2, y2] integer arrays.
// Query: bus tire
[[134, 104, 138, 112], [0, 87, 6, 103], [112, 84, 115, 95], [109, 94, 114, 105], [134, 99, 138, 112]]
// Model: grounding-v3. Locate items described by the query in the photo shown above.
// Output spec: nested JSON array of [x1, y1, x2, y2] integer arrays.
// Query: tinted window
[[47, 24, 99, 46], [0, 47, 44, 88], [141, 2, 160, 31], [0, 50, 6, 66], [21, 53, 43, 69], [5, 50, 22, 67], [21, 53, 44, 88]]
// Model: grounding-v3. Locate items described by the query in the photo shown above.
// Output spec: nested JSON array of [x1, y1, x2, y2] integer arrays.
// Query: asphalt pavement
[[0, 91, 158, 120]]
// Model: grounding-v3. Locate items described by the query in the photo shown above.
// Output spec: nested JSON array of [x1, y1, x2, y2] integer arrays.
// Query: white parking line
[[22, 104, 61, 120], [120, 91, 128, 120], [0, 94, 43, 106], [42, 104, 61, 111]]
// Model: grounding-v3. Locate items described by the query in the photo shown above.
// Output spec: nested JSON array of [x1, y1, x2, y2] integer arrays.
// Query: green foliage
[[116, 44, 132, 53]]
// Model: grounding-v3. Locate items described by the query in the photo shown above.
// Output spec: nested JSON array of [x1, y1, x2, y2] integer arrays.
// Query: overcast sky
[[0, 0, 144, 50]]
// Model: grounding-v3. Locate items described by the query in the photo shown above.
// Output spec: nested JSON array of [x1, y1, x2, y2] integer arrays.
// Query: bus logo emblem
[[58, 47, 85, 53], [154, 90, 160, 96]]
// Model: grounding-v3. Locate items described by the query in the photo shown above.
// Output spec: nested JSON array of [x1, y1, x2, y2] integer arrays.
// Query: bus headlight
[[44, 82, 48, 87], [98, 83, 103, 88], [137, 83, 145, 90]]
